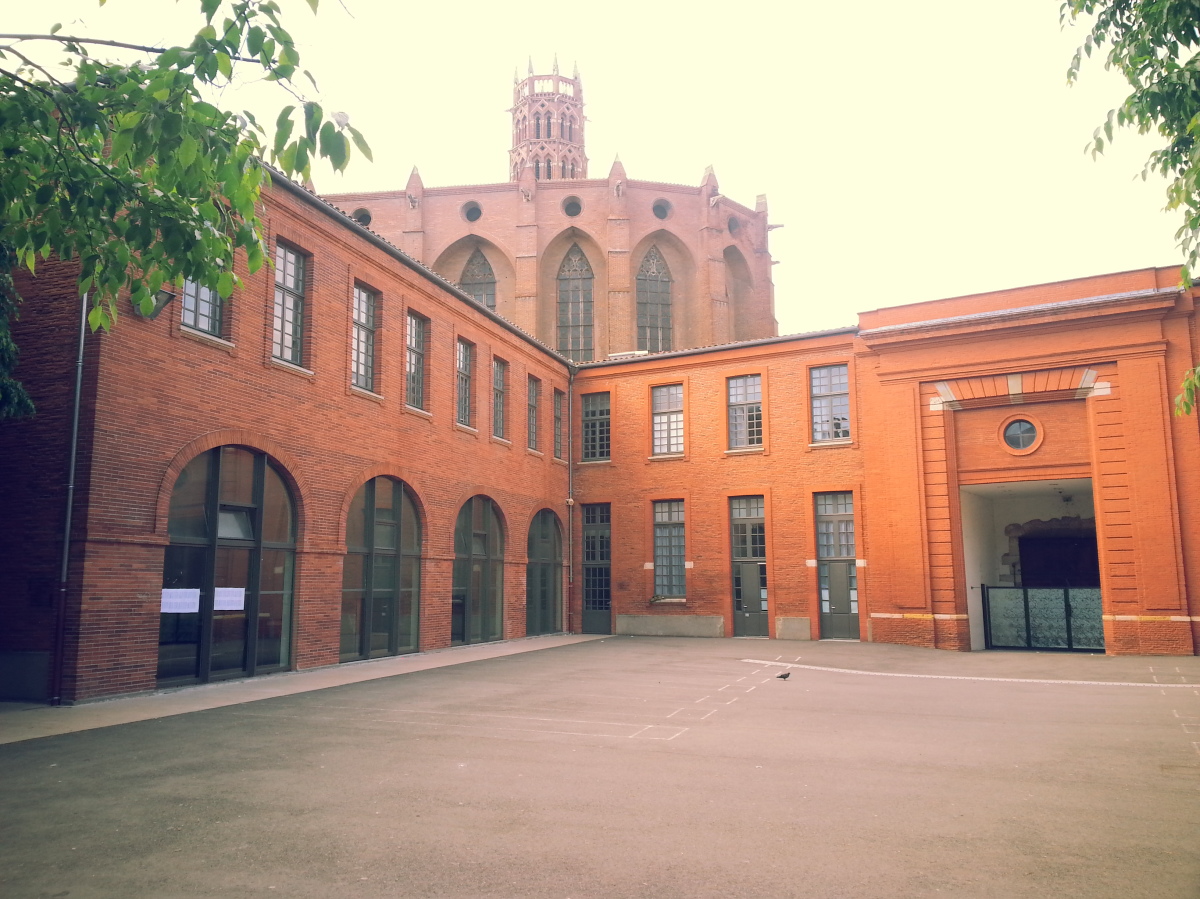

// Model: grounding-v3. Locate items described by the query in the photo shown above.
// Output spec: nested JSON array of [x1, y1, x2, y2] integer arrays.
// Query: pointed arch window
[[636, 246, 673, 352], [546, 116, 553, 138], [561, 159, 567, 178], [568, 118, 575, 141], [545, 157, 552, 180], [461, 248, 496, 310], [570, 161, 576, 178], [557, 243, 594, 362], [535, 115, 541, 139], [534, 160, 540, 180]]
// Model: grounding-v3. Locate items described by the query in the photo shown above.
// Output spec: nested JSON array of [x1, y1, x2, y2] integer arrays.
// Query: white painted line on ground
[[741, 660, 1200, 688]]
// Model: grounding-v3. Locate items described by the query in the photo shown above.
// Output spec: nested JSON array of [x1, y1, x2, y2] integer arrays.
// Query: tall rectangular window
[[406, 312, 427, 410], [651, 384, 684, 455], [272, 243, 305, 365], [731, 496, 767, 609], [811, 364, 850, 441], [553, 389, 564, 460], [653, 500, 686, 597], [815, 492, 857, 616], [181, 279, 221, 336], [727, 375, 762, 448], [456, 339, 473, 427], [582, 392, 610, 461], [527, 376, 540, 450], [492, 359, 507, 438], [583, 503, 611, 613], [351, 285, 376, 391]]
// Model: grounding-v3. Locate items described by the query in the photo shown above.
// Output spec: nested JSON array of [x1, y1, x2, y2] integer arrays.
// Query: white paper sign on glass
[[161, 588, 200, 614], [214, 587, 246, 611]]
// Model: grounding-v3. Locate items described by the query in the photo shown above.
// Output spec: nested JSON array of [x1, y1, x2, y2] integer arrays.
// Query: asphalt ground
[[2, 637, 1198, 899]]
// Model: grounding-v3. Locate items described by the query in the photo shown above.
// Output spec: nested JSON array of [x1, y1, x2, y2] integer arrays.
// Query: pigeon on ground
[[777, 672, 790, 680]]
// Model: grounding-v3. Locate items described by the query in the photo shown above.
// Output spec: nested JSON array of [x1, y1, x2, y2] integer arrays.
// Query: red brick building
[[3, 81, 1199, 704], [324, 66, 778, 360], [573, 269, 1200, 656], [1, 174, 571, 703]]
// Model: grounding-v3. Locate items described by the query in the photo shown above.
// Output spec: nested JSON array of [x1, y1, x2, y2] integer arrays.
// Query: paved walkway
[[3, 637, 1199, 898], [0, 634, 605, 745]]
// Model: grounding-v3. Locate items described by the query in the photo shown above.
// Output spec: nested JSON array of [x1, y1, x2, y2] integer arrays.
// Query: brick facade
[[3, 173, 1198, 703], [324, 70, 777, 359]]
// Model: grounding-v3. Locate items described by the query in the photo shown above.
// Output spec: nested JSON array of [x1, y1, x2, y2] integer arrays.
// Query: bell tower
[[509, 58, 587, 182]]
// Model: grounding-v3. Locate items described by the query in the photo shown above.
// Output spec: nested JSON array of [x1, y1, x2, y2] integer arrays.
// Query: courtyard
[[1, 636, 1198, 898]]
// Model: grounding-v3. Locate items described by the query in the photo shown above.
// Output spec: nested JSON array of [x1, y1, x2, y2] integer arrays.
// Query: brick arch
[[335, 464, 432, 549], [722, 245, 755, 341], [449, 489, 512, 559], [539, 227, 607, 357], [630, 229, 696, 351], [153, 430, 313, 544], [430, 235, 517, 316]]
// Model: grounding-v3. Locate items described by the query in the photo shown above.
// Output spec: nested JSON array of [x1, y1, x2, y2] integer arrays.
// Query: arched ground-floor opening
[[960, 478, 1102, 652]]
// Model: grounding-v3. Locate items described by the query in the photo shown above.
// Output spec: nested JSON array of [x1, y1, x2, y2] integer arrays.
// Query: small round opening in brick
[[1003, 419, 1037, 450], [351, 207, 372, 227], [652, 200, 671, 220], [727, 216, 741, 234], [462, 202, 482, 223], [563, 197, 582, 217]]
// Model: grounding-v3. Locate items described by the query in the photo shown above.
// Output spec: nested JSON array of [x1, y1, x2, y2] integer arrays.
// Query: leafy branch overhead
[[0, 0, 370, 343], [1060, 1, 1200, 413]]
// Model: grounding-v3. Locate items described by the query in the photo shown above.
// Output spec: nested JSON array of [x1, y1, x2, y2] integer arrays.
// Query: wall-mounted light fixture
[[133, 288, 176, 320]]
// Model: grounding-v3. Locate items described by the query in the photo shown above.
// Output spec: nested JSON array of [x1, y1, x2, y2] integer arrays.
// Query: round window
[[462, 201, 482, 223], [562, 197, 582, 217], [727, 216, 741, 235], [1003, 419, 1037, 450], [652, 200, 671, 220], [351, 207, 372, 227]]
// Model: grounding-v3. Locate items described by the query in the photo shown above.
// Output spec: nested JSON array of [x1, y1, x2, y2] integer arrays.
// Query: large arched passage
[[158, 446, 296, 684], [525, 509, 563, 635]]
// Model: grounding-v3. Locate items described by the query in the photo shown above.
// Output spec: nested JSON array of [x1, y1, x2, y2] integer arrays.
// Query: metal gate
[[982, 586, 1104, 651]]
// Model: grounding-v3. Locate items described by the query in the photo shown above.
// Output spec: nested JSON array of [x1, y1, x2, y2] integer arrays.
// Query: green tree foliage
[[0, 0, 370, 419], [1060, 1, 1200, 413]]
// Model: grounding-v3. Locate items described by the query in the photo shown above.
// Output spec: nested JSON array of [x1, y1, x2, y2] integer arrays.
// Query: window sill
[[404, 404, 433, 420], [578, 458, 611, 465], [269, 357, 315, 379], [180, 325, 235, 352], [526, 447, 544, 458], [454, 422, 478, 436], [350, 385, 385, 403], [808, 438, 852, 448], [552, 456, 568, 466], [491, 435, 512, 447], [724, 446, 765, 455], [647, 453, 685, 461], [649, 596, 686, 604]]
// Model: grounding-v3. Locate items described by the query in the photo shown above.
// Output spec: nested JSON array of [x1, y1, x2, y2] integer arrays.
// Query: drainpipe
[[51, 290, 87, 706], [566, 367, 575, 633]]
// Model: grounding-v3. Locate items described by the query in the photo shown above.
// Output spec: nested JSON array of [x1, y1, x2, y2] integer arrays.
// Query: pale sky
[[8, 0, 1185, 334]]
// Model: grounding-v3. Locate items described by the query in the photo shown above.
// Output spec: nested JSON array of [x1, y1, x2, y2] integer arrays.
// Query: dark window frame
[[351, 284, 377, 391], [272, 242, 306, 365], [728, 374, 763, 448], [581, 392, 610, 461]]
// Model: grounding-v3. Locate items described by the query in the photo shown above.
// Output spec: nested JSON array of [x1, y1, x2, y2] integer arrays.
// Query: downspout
[[566, 366, 575, 633], [52, 290, 87, 706]]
